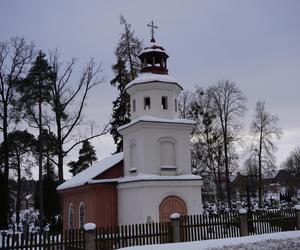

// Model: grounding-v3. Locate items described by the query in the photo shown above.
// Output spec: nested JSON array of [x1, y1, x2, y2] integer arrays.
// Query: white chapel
[[57, 30, 203, 229]]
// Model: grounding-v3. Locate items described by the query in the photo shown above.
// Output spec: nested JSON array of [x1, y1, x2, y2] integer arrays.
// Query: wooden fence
[[0, 208, 299, 249], [180, 212, 240, 242], [248, 209, 296, 235], [0, 229, 85, 250], [95, 221, 172, 250]]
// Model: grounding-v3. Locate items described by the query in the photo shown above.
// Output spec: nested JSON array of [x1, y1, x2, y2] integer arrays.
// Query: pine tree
[[110, 15, 142, 153], [68, 140, 97, 176], [4, 130, 35, 227], [17, 51, 54, 227]]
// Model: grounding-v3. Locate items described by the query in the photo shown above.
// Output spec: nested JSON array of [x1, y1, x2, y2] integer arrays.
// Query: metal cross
[[147, 21, 158, 41]]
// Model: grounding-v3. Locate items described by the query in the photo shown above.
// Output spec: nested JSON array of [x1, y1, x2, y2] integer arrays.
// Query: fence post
[[170, 213, 181, 243], [295, 205, 300, 230], [84, 223, 96, 250], [239, 208, 248, 236]]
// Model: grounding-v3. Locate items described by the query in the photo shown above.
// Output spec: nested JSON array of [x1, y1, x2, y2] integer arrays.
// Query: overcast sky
[[1, 0, 300, 179]]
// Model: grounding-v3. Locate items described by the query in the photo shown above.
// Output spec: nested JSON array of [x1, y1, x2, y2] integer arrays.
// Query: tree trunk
[[56, 116, 64, 182], [217, 164, 224, 201], [223, 129, 232, 209], [258, 131, 263, 208], [38, 84, 44, 229], [0, 103, 9, 229], [16, 154, 21, 229]]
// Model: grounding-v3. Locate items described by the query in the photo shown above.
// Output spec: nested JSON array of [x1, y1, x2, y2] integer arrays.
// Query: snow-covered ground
[[118, 231, 300, 250]]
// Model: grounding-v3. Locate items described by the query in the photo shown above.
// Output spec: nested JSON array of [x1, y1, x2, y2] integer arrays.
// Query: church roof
[[57, 152, 123, 191], [118, 115, 196, 132], [126, 73, 182, 90], [138, 42, 168, 56]]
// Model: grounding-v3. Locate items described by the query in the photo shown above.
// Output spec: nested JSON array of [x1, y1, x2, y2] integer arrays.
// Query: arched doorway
[[159, 195, 187, 222]]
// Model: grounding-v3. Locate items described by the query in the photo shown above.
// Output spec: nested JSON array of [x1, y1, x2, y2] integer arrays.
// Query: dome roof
[[138, 42, 168, 57], [138, 40, 169, 75]]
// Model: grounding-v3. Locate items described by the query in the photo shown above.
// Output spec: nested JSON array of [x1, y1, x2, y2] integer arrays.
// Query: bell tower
[[126, 23, 183, 121], [117, 24, 203, 225], [139, 22, 169, 75]]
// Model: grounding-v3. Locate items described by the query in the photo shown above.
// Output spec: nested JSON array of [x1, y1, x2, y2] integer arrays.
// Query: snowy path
[[118, 231, 300, 250], [210, 237, 300, 249]]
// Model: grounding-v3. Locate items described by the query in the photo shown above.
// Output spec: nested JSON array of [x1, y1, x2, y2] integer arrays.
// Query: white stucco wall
[[127, 82, 182, 120], [117, 179, 203, 225], [120, 122, 194, 176]]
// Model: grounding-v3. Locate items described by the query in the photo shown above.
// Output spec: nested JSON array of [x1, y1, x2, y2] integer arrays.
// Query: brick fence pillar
[[84, 223, 96, 250], [170, 213, 181, 243], [295, 205, 300, 230], [239, 208, 248, 237]]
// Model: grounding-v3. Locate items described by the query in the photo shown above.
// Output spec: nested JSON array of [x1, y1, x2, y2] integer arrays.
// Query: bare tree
[[187, 87, 225, 200], [49, 51, 109, 181], [284, 147, 300, 177], [250, 101, 282, 207], [178, 90, 194, 119], [0, 37, 34, 228], [207, 80, 246, 208]]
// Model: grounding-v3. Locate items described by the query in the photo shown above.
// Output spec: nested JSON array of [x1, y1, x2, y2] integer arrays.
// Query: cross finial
[[147, 21, 158, 42]]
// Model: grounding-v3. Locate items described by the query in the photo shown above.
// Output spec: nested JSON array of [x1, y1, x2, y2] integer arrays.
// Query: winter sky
[[1, 0, 300, 179]]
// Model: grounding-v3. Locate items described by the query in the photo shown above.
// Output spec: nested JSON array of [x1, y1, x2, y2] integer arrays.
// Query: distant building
[[232, 169, 298, 202]]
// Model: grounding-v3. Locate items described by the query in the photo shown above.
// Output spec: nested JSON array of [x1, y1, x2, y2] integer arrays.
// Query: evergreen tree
[[4, 130, 35, 227], [110, 15, 142, 152], [68, 140, 97, 176], [17, 51, 53, 227]]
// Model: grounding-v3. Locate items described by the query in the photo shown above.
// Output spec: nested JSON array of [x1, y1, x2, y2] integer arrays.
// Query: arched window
[[68, 203, 74, 229], [79, 202, 85, 228], [160, 140, 176, 167]]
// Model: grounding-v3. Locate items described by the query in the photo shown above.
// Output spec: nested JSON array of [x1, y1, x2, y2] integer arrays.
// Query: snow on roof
[[57, 152, 123, 191], [139, 47, 167, 54], [118, 174, 202, 184], [126, 73, 181, 89], [138, 42, 166, 55], [118, 115, 196, 131]]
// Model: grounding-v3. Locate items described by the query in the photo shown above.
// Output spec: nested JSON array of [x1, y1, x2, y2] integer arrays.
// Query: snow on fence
[[0, 229, 85, 250]]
